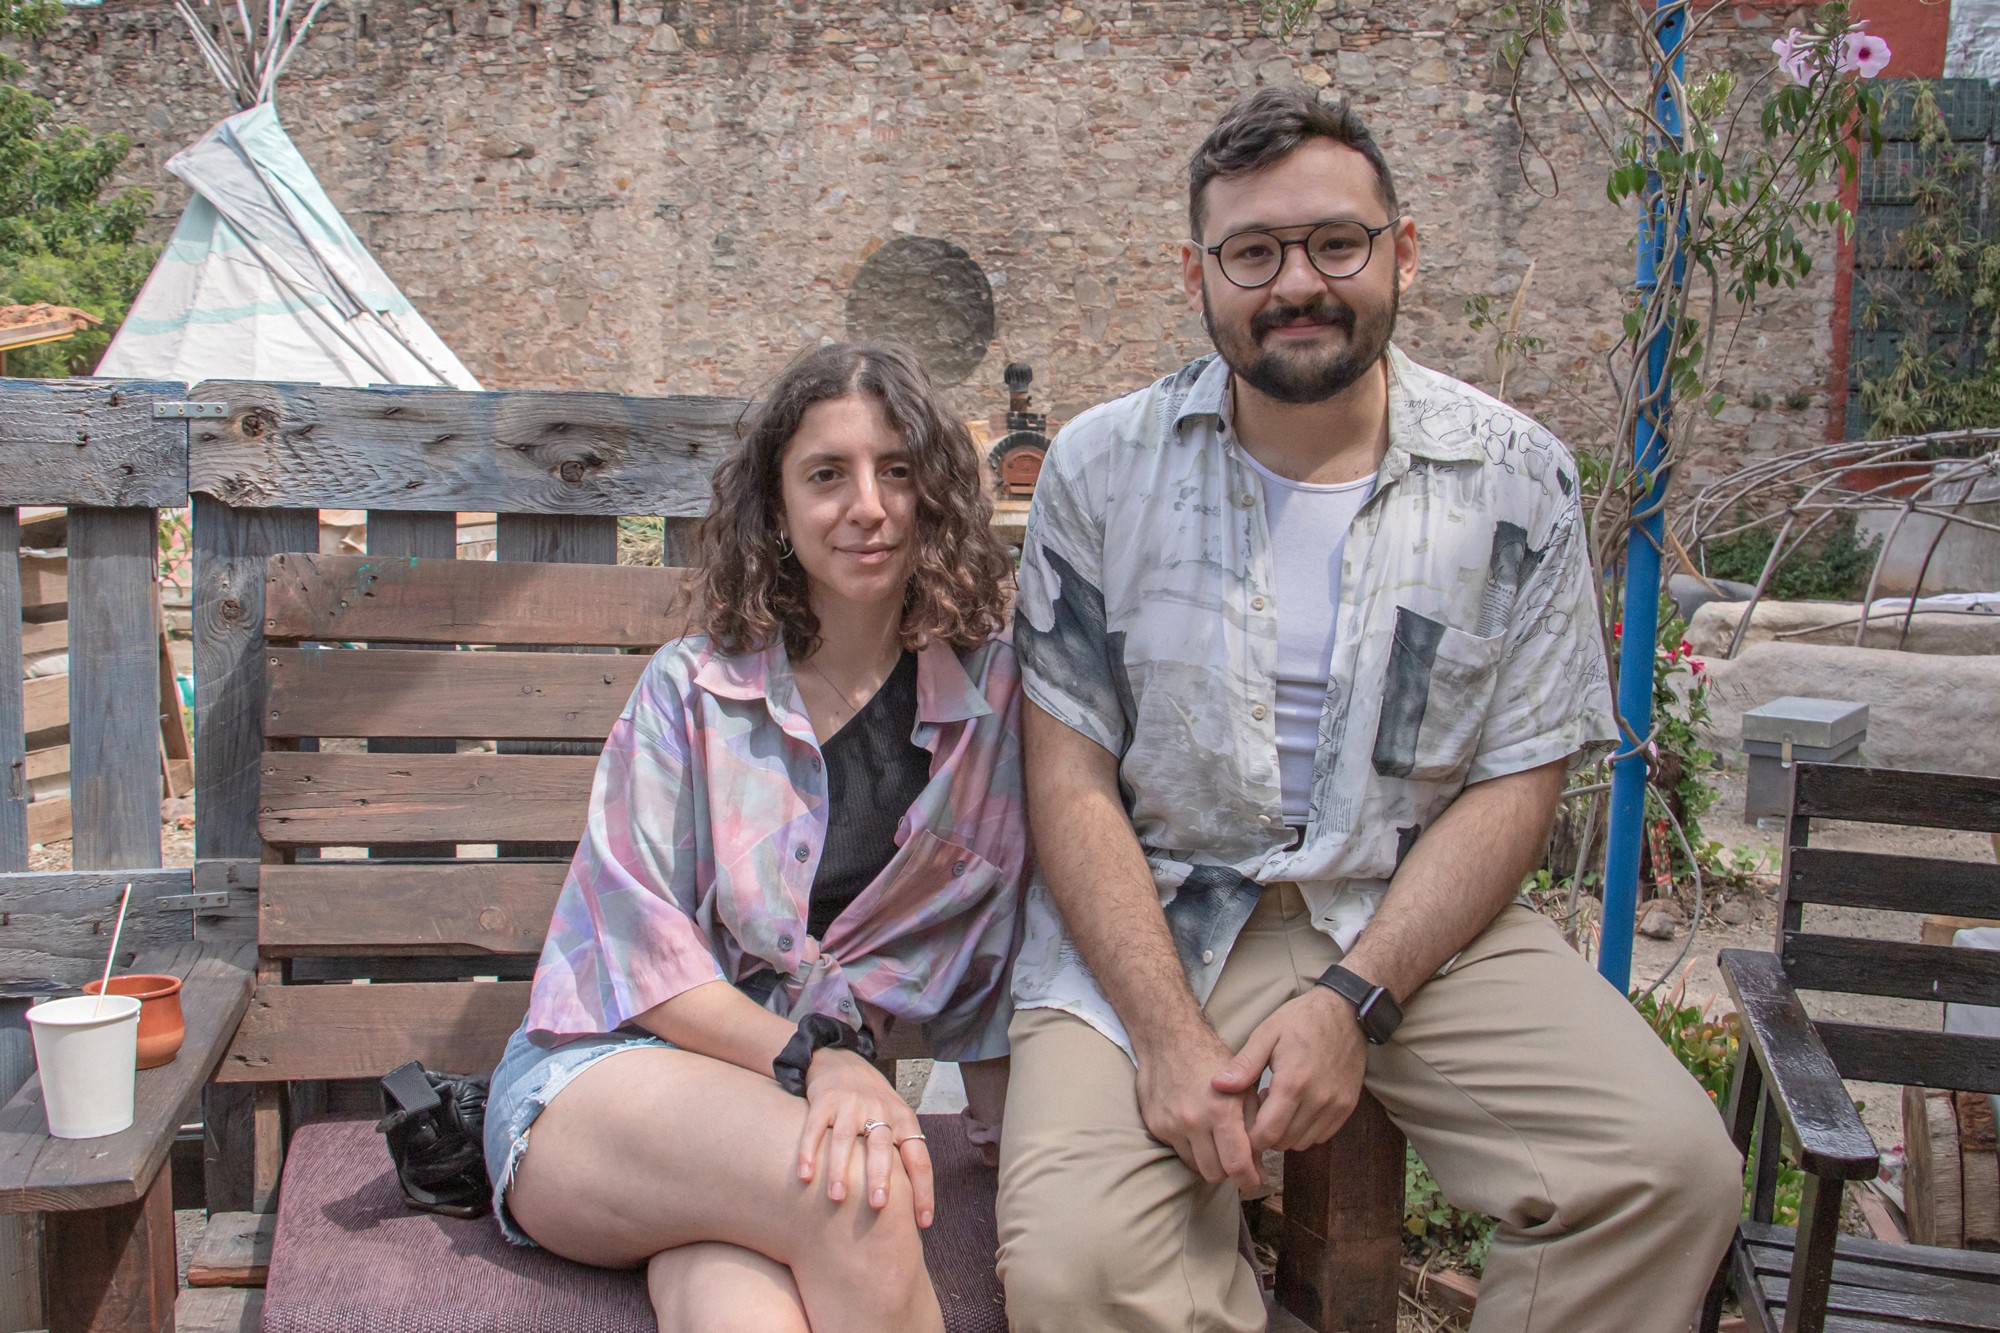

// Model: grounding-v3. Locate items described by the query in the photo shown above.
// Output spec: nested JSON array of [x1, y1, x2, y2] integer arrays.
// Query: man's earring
[[775, 531, 794, 560]]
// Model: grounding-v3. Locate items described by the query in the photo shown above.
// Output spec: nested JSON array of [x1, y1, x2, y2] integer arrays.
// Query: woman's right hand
[[795, 1049, 936, 1228]]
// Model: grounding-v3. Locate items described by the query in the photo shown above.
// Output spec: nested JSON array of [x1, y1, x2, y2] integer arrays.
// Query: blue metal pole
[[1599, 0, 1688, 992]]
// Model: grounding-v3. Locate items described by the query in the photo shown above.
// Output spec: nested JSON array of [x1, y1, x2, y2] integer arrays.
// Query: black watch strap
[[772, 1012, 878, 1096], [1314, 965, 1403, 1045]]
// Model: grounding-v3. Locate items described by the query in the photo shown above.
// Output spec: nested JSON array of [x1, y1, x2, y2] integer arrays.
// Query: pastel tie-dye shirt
[[524, 634, 1027, 1062]]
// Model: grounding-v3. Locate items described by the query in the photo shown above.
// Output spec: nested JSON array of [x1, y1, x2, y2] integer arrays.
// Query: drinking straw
[[93, 884, 132, 1018]]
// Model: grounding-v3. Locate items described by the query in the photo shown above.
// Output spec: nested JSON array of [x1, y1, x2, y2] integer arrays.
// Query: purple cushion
[[262, 1114, 1003, 1333]]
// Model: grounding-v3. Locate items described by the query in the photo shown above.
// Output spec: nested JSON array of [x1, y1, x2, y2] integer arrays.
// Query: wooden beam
[[43, 1153, 178, 1333], [363, 510, 459, 859], [25, 744, 69, 783], [25, 795, 69, 846], [18, 552, 64, 612], [219, 979, 530, 1083], [262, 552, 693, 648], [1793, 763, 2000, 834], [259, 861, 565, 955], [258, 751, 597, 848], [0, 868, 254, 987], [1275, 1093, 1404, 1333], [22, 672, 66, 741], [21, 617, 66, 658], [185, 1210, 273, 1288], [186, 380, 742, 514], [264, 647, 644, 740], [67, 507, 163, 871], [0, 379, 190, 508]]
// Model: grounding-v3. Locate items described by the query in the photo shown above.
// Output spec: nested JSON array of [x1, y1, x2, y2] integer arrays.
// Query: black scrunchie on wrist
[[772, 1012, 878, 1096]]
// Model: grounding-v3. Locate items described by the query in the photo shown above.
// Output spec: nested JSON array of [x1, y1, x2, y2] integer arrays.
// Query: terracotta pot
[[82, 974, 184, 1069]]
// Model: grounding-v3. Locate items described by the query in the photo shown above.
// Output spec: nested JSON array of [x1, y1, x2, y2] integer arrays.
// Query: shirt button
[[839, 998, 854, 1012], [1201, 949, 1215, 965], [778, 933, 794, 951], [1238, 492, 1256, 508], [1257, 814, 1274, 826], [952, 861, 967, 877], [1250, 595, 1267, 611], [1251, 704, 1267, 721], [794, 844, 810, 862]]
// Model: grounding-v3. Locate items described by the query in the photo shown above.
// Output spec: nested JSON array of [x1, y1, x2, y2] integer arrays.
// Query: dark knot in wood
[[239, 411, 273, 439], [219, 597, 244, 621], [559, 460, 589, 484]]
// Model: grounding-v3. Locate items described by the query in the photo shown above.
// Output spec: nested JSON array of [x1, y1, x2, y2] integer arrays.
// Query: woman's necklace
[[801, 647, 896, 734]]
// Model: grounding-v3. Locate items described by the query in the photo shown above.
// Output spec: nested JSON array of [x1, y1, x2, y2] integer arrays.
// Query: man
[[998, 88, 1741, 1333]]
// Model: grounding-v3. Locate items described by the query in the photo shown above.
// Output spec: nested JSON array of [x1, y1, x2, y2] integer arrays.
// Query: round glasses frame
[[1198, 217, 1402, 290]]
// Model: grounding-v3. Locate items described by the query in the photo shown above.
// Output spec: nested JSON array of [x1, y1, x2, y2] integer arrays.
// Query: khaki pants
[[996, 887, 1742, 1333]]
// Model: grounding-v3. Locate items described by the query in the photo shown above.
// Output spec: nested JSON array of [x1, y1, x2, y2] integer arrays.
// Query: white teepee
[[98, 2, 480, 388]]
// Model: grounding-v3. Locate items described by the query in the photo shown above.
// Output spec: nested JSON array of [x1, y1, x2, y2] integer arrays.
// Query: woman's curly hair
[[693, 341, 1013, 660]]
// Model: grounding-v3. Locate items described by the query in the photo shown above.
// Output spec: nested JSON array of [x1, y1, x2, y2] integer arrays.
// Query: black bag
[[376, 1059, 492, 1219]]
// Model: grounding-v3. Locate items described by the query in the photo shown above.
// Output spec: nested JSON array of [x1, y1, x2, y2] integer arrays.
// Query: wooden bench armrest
[[1717, 948, 1878, 1181], [0, 940, 255, 1214]]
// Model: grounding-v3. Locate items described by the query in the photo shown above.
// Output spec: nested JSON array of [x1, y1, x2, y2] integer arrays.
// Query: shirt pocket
[[837, 828, 1008, 940], [1371, 607, 1506, 783]]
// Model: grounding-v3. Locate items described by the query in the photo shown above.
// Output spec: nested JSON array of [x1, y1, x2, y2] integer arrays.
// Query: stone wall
[[24, 0, 1835, 474]]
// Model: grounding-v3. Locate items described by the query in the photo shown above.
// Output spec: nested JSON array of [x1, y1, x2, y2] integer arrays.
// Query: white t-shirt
[[1236, 448, 1376, 823]]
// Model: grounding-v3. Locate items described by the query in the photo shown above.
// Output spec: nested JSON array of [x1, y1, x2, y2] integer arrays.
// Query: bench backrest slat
[[265, 552, 694, 647], [259, 862, 567, 956], [1778, 763, 2000, 1095], [259, 752, 600, 848], [219, 980, 533, 1083], [265, 647, 647, 740]]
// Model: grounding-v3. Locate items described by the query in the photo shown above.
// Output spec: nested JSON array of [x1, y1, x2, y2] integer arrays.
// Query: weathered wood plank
[[21, 616, 66, 658], [1741, 1217, 2000, 1279], [1794, 763, 2000, 834], [0, 508, 24, 872], [218, 978, 531, 1082], [25, 743, 69, 783], [187, 380, 742, 514], [259, 752, 598, 847], [176, 1285, 265, 1332], [186, 1210, 273, 1287], [265, 647, 645, 740], [18, 551, 64, 610], [22, 672, 66, 740], [263, 552, 694, 647], [1818, 1022, 2000, 1095], [193, 500, 321, 866], [0, 868, 254, 985], [0, 378, 190, 507], [496, 512, 619, 566], [1784, 933, 2000, 1008], [1786, 847, 2000, 921], [259, 861, 566, 955], [25, 795, 68, 846], [0, 941, 255, 1214], [159, 596, 193, 800], [68, 506, 164, 870]]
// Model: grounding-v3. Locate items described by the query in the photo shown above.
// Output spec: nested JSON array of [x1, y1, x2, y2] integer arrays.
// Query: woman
[[484, 342, 1025, 1332]]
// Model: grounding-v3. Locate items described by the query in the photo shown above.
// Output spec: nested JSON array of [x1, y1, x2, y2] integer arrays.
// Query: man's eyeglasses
[[1197, 218, 1401, 290]]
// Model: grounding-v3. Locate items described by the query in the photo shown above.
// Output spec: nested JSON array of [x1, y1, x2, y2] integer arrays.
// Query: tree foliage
[[0, 0, 157, 375]]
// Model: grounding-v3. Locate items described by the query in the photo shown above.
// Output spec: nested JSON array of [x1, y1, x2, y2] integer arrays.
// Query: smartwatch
[[1314, 964, 1404, 1045], [772, 1013, 877, 1096]]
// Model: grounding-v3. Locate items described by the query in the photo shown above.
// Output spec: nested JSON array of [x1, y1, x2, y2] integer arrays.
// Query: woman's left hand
[[795, 1049, 936, 1227]]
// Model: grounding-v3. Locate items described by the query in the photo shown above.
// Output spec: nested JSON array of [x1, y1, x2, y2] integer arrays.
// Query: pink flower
[[1772, 28, 1815, 84], [1690, 658, 1706, 676], [1842, 28, 1892, 78]]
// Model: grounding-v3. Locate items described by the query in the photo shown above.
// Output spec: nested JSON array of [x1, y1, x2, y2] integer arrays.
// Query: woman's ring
[[893, 1132, 927, 1147], [859, 1119, 892, 1136]]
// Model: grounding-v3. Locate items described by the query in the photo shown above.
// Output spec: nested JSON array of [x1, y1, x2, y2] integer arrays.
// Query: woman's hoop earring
[[774, 531, 794, 560]]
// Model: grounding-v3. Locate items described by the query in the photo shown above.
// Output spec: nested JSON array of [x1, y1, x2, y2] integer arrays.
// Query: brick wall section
[[21, 0, 1837, 477]]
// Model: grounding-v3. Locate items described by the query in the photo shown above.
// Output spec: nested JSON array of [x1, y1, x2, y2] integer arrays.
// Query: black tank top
[[808, 650, 930, 940]]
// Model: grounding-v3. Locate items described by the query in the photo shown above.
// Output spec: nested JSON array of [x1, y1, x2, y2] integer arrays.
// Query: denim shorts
[[483, 1024, 674, 1247]]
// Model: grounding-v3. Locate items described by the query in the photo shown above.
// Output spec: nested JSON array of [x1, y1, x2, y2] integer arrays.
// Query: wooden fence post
[[66, 507, 163, 873], [0, 505, 35, 1333]]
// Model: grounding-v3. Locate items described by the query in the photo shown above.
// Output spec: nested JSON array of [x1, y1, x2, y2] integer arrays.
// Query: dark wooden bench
[[1701, 762, 2000, 1333], [174, 549, 1405, 1333]]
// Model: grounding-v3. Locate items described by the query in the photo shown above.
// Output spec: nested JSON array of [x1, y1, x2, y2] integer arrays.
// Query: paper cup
[[25, 994, 142, 1139]]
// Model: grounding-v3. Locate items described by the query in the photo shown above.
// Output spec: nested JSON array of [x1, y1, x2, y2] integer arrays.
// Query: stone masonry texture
[[22, 0, 1837, 479]]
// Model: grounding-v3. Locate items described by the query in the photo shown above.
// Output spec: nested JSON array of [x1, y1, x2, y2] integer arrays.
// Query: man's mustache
[[1250, 298, 1355, 340]]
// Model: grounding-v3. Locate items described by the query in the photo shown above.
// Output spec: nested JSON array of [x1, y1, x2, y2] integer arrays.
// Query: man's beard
[[1203, 279, 1398, 405]]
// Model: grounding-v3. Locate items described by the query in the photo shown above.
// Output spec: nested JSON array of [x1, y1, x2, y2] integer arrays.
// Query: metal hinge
[[156, 892, 230, 912], [153, 401, 228, 420]]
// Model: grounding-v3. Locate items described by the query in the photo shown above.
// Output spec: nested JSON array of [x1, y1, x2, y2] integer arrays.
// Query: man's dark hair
[[1187, 87, 1399, 242]]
